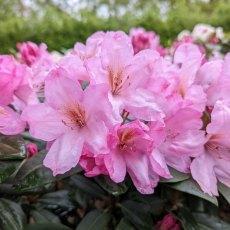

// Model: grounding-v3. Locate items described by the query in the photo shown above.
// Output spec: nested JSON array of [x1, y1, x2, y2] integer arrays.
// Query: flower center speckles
[[205, 138, 230, 159], [62, 103, 86, 129], [107, 67, 131, 95], [166, 129, 180, 141], [0, 108, 7, 115], [118, 129, 136, 152]]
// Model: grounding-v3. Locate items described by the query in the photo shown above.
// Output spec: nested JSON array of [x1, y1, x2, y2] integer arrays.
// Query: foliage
[[0, 0, 230, 53], [1, 134, 230, 229]]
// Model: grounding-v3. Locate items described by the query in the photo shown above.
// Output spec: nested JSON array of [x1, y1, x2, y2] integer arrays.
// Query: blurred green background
[[0, 0, 230, 53]]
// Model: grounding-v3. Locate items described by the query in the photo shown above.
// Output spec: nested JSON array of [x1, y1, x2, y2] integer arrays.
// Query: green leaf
[[127, 192, 165, 216], [13, 151, 54, 193], [30, 209, 61, 224], [25, 223, 71, 230], [0, 198, 26, 230], [0, 160, 21, 183], [160, 167, 190, 183], [218, 183, 230, 204], [21, 132, 46, 151], [168, 179, 218, 206], [70, 175, 105, 199], [193, 213, 230, 230], [76, 209, 111, 230], [116, 218, 136, 230], [198, 224, 213, 230], [121, 201, 153, 230], [38, 190, 75, 210], [0, 135, 26, 160], [95, 175, 128, 196], [178, 208, 199, 230]]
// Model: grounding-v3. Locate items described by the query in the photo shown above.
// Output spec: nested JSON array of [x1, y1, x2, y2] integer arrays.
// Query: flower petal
[[43, 131, 84, 176]]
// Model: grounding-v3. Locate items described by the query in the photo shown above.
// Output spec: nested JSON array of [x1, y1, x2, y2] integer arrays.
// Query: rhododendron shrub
[[1, 28, 230, 230]]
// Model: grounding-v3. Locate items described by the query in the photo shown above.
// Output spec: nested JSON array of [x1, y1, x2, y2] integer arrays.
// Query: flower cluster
[[129, 27, 168, 56], [175, 23, 227, 59], [1, 30, 230, 196]]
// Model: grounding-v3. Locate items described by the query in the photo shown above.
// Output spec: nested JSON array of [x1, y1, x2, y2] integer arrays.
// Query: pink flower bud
[[156, 214, 181, 230], [26, 143, 38, 158]]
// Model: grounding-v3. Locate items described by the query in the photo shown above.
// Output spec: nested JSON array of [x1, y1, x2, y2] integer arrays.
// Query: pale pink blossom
[[22, 68, 115, 175], [191, 100, 230, 196], [86, 31, 164, 121], [149, 108, 205, 173], [195, 53, 230, 107], [0, 105, 26, 135], [72, 31, 105, 60]]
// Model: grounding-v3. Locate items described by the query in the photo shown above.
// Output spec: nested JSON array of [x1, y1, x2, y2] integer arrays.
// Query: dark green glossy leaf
[[21, 132, 46, 151], [168, 179, 218, 206], [127, 192, 165, 216], [178, 208, 199, 230], [0, 198, 26, 230], [0, 160, 21, 183], [70, 175, 105, 199], [0, 135, 26, 160], [25, 223, 71, 230], [193, 213, 230, 230], [121, 201, 153, 230], [13, 151, 54, 193], [116, 218, 136, 230], [218, 183, 230, 204], [76, 209, 111, 230], [14, 150, 47, 181], [198, 224, 213, 230], [38, 190, 75, 210], [30, 209, 61, 224], [95, 175, 128, 196], [160, 167, 190, 183]]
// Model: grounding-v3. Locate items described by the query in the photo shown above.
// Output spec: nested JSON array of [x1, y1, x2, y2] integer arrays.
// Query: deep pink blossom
[[79, 148, 109, 177], [156, 214, 181, 230], [103, 120, 164, 194], [17, 41, 52, 67], [129, 27, 168, 56]]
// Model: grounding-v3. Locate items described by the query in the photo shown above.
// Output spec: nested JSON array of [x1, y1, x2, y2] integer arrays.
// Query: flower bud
[[156, 214, 181, 230], [26, 143, 38, 158]]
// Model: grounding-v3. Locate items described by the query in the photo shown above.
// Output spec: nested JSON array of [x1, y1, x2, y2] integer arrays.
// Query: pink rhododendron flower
[[17, 41, 52, 67], [87, 31, 164, 121], [196, 53, 230, 107], [72, 31, 105, 60], [191, 100, 230, 196], [17, 41, 54, 96], [79, 148, 109, 177], [129, 27, 168, 56], [22, 68, 116, 175], [0, 105, 26, 135], [104, 120, 159, 194], [149, 108, 205, 173], [173, 43, 206, 112]]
